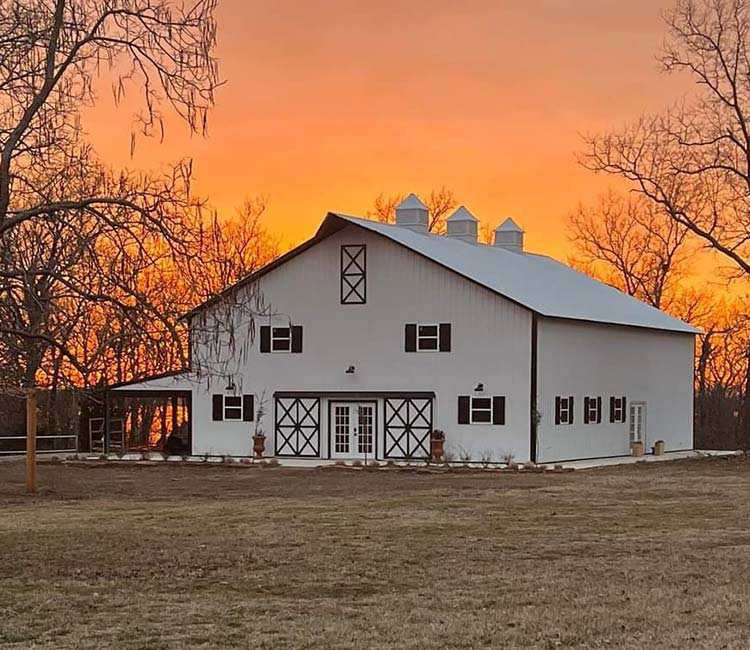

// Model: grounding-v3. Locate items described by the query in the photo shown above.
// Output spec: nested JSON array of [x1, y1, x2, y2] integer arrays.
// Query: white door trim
[[329, 401, 376, 460], [629, 401, 646, 450]]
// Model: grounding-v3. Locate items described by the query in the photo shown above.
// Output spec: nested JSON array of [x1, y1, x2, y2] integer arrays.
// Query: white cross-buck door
[[630, 402, 646, 448], [331, 402, 375, 459]]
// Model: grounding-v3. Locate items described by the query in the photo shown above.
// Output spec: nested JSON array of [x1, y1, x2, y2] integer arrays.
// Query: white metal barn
[[108, 194, 697, 464]]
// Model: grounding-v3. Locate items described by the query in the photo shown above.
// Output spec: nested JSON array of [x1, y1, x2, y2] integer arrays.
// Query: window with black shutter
[[259, 325, 303, 354], [211, 394, 255, 422], [584, 396, 602, 424], [555, 396, 574, 425], [610, 396, 627, 423], [405, 323, 451, 352], [458, 395, 506, 425]]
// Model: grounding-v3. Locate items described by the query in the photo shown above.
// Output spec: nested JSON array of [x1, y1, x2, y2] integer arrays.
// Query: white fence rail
[[0, 433, 78, 456]]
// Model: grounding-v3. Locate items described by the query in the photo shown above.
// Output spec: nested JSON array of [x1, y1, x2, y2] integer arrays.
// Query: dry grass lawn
[[1, 457, 750, 649]]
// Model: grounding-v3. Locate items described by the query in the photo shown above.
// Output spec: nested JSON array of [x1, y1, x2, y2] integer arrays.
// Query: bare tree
[[582, 0, 750, 278], [568, 191, 693, 310], [0, 0, 218, 236], [368, 187, 457, 233], [0, 0, 220, 399]]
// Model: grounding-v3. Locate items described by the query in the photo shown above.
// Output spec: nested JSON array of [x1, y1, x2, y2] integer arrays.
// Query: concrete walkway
[[561, 449, 739, 470]]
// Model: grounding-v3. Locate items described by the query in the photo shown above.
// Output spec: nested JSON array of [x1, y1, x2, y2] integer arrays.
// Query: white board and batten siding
[[179, 223, 531, 460], [114, 211, 697, 464], [536, 318, 694, 463]]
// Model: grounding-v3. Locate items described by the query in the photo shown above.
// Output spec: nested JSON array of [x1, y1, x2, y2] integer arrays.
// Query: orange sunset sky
[[84, 0, 691, 260]]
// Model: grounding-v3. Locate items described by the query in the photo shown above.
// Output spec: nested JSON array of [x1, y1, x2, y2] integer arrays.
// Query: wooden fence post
[[26, 388, 37, 494]]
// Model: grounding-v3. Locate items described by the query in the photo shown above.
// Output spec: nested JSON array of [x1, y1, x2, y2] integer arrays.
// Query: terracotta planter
[[430, 437, 445, 463], [630, 441, 644, 457], [253, 435, 266, 459]]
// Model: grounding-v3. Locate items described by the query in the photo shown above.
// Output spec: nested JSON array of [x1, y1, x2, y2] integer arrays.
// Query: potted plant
[[253, 431, 266, 459], [252, 392, 267, 459], [430, 429, 446, 463]]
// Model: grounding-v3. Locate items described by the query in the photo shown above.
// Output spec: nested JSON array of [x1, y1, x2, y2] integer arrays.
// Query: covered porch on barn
[[86, 389, 192, 456]]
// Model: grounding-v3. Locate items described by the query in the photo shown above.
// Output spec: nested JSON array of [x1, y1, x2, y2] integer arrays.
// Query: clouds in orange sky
[[83, 0, 691, 259]]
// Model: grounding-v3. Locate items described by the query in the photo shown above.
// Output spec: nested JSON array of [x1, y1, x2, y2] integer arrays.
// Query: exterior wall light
[[346, 365, 356, 374], [474, 382, 484, 392]]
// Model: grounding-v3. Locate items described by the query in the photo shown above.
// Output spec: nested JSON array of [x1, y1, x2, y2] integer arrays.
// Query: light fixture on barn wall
[[346, 365, 356, 374], [474, 382, 484, 392], [225, 379, 236, 392]]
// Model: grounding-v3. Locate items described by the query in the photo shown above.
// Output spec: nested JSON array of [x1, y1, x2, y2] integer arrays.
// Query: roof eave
[[179, 213, 348, 321]]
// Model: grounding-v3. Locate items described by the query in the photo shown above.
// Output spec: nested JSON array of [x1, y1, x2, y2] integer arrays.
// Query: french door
[[630, 402, 646, 449], [330, 402, 375, 459]]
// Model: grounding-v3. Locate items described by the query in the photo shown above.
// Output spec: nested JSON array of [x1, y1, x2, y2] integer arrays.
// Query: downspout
[[530, 313, 538, 464]]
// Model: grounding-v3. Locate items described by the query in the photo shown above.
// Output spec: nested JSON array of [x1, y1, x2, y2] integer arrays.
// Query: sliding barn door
[[383, 397, 433, 459], [274, 397, 321, 457]]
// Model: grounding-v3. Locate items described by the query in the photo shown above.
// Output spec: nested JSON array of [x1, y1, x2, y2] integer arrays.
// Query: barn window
[[458, 395, 506, 425], [610, 396, 627, 423], [405, 323, 451, 352], [272, 327, 291, 351], [211, 394, 255, 422], [470, 397, 492, 423], [417, 324, 439, 351], [340, 245, 366, 304], [224, 396, 242, 420], [260, 325, 303, 353], [555, 396, 574, 425], [584, 396, 602, 424]]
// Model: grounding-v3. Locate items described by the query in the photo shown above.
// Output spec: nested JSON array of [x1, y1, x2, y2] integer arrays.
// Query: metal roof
[[329, 214, 698, 334], [446, 205, 478, 222], [395, 193, 428, 210], [496, 217, 524, 233]]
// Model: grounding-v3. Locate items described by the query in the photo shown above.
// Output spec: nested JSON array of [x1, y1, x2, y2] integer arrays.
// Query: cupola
[[445, 205, 478, 244], [494, 217, 524, 252], [395, 193, 429, 233]]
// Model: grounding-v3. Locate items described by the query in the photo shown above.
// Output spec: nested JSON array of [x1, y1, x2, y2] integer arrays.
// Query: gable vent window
[[583, 396, 602, 424], [458, 395, 505, 425], [260, 325, 303, 353], [610, 396, 627, 423], [341, 244, 366, 304], [405, 323, 451, 352], [212, 394, 255, 422], [555, 396, 574, 425]]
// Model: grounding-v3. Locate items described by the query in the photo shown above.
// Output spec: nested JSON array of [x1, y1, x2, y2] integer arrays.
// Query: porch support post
[[171, 395, 178, 437], [103, 389, 110, 454]]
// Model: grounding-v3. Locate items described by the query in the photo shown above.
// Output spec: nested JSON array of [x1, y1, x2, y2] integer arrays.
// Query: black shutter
[[584, 397, 590, 424], [405, 324, 417, 352], [492, 396, 505, 425], [458, 396, 470, 424], [555, 396, 561, 425], [291, 325, 303, 353], [569, 396, 574, 425], [439, 323, 451, 352], [212, 395, 223, 421], [242, 394, 255, 422], [610, 396, 616, 423], [260, 326, 271, 353], [622, 396, 627, 423], [596, 396, 602, 424]]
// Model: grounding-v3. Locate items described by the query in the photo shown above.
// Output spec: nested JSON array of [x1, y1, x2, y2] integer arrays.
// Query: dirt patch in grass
[[1, 456, 750, 649]]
